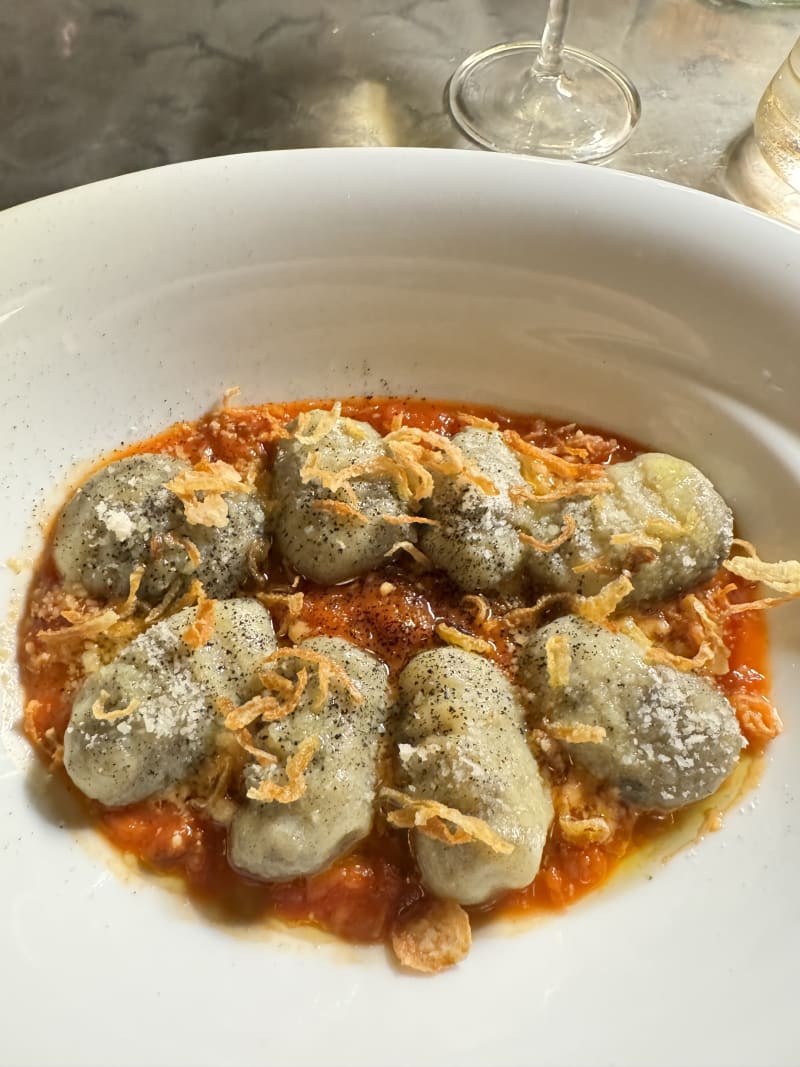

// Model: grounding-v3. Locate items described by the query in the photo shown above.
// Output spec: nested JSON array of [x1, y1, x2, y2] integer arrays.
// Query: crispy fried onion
[[572, 544, 659, 577], [503, 430, 611, 502], [219, 647, 363, 731], [391, 898, 472, 974], [385, 426, 498, 499], [610, 531, 663, 552], [311, 498, 369, 524], [613, 593, 729, 676], [117, 565, 145, 618], [509, 481, 611, 506], [575, 514, 699, 577], [382, 513, 440, 526], [457, 412, 500, 431], [504, 575, 632, 634], [549, 426, 618, 463], [609, 513, 696, 555], [545, 633, 571, 687], [462, 593, 490, 624], [171, 535, 202, 568], [576, 574, 633, 623], [293, 402, 342, 446], [382, 787, 513, 854], [38, 607, 122, 644], [299, 425, 497, 507], [91, 691, 140, 723], [384, 541, 433, 568], [503, 430, 607, 481], [546, 721, 606, 744], [247, 538, 271, 585], [234, 728, 278, 767], [434, 621, 493, 656], [729, 690, 783, 747], [37, 567, 203, 654], [164, 459, 252, 528], [519, 515, 577, 552], [144, 575, 207, 625], [219, 668, 309, 730], [551, 771, 625, 847], [22, 699, 45, 744], [246, 735, 320, 804], [181, 587, 216, 650], [503, 592, 574, 632], [341, 419, 371, 441], [256, 591, 304, 636], [220, 385, 241, 409], [723, 540, 800, 613], [558, 815, 612, 845], [646, 596, 728, 675], [166, 739, 242, 825], [23, 700, 64, 768]]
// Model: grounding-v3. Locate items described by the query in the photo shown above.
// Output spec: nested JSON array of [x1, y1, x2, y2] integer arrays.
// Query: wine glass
[[448, 0, 641, 164], [724, 35, 800, 226]]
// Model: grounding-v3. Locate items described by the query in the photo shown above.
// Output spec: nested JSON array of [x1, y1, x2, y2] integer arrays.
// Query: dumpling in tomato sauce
[[419, 427, 528, 593], [394, 647, 553, 906], [272, 410, 416, 584], [229, 636, 389, 881], [518, 615, 743, 811], [53, 454, 267, 603], [63, 598, 276, 806], [520, 452, 733, 604]]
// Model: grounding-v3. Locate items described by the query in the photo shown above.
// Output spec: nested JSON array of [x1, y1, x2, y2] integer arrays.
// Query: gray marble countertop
[[1, 0, 799, 210]]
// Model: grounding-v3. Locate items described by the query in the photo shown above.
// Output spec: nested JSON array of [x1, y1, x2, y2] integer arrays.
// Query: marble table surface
[[1, 0, 799, 210]]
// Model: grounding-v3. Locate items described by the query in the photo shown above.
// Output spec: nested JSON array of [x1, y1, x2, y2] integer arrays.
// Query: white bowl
[[1, 149, 798, 1067]]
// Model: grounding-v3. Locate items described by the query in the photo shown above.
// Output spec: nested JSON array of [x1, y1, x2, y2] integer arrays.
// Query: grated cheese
[[95, 500, 134, 542]]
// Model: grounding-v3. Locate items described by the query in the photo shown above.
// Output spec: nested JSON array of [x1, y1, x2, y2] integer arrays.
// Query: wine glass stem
[[536, 0, 570, 76]]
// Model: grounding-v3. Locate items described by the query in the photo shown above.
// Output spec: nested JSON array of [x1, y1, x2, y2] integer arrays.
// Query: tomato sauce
[[18, 397, 773, 944]]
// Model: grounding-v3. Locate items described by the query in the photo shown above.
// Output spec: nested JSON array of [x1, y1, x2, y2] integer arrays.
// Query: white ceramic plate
[[1, 149, 798, 1067]]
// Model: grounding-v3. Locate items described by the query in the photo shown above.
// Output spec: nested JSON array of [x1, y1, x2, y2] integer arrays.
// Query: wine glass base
[[449, 42, 641, 163], [723, 128, 800, 228]]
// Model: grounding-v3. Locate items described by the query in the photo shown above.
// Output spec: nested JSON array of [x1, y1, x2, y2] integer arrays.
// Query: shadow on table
[[191, 30, 462, 155]]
